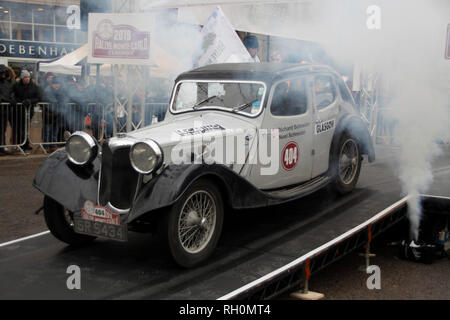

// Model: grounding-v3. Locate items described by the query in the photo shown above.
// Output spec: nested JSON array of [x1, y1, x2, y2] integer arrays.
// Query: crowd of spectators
[[0, 65, 170, 155], [1, 34, 342, 156]]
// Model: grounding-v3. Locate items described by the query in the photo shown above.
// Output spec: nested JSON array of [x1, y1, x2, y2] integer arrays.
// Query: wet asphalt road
[[0, 146, 449, 299], [0, 156, 48, 242]]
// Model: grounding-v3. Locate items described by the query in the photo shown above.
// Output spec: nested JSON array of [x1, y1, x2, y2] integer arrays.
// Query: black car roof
[[175, 63, 337, 85]]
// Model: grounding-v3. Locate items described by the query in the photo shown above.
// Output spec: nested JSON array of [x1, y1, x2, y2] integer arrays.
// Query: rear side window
[[314, 75, 336, 110], [270, 77, 308, 116]]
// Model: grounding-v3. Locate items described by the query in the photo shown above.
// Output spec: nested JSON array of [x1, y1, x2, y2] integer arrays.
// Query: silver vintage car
[[34, 63, 375, 267]]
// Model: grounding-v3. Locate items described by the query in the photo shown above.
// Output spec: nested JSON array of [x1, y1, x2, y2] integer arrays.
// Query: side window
[[270, 77, 308, 116], [314, 75, 336, 110], [337, 78, 354, 105]]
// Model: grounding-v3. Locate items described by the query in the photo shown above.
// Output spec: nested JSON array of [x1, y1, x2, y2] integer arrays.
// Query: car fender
[[128, 164, 269, 222], [330, 114, 376, 163], [33, 149, 100, 213]]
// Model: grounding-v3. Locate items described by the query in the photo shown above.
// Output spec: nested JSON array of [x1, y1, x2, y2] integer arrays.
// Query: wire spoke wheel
[[338, 138, 359, 185], [178, 190, 217, 254]]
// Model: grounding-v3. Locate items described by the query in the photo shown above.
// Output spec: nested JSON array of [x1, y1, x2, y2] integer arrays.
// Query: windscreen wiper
[[192, 95, 220, 110], [232, 99, 259, 113]]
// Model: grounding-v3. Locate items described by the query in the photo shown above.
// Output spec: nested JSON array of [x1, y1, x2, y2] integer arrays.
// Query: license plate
[[73, 200, 127, 241], [74, 217, 128, 241]]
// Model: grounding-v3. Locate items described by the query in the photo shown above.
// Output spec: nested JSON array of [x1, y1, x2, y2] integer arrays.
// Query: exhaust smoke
[[95, 1, 450, 239]]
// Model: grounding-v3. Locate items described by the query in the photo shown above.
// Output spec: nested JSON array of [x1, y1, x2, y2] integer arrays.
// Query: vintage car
[[34, 63, 375, 267]]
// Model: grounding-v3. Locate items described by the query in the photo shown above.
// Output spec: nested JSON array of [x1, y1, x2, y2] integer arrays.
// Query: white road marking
[[0, 231, 50, 248]]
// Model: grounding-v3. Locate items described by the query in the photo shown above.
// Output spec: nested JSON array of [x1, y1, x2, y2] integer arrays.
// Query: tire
[[331, 132, 362, 195], [43, 196, 96, 246], [161, 179, 224, 268]]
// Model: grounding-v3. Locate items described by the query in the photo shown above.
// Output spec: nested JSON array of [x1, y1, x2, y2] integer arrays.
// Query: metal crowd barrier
[[145, 102, 168, 125], [29, 102, 69, 153], [1, 101, 168, 156], [85, 102, 107, 142], [113, 102, 168, 134], [29, 102, 108, 153], [1, 102, 29, 155]]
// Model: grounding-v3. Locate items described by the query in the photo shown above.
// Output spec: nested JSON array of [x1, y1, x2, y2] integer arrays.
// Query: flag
[[197, 6, 252, 67]]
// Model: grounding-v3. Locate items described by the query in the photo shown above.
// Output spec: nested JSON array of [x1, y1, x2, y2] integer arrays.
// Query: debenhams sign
[[0, 40, 80, 59]]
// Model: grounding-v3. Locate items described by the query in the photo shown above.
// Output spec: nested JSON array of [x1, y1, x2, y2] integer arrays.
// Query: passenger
[[271, 82, 290, 116], [272, 80, 307, 116]]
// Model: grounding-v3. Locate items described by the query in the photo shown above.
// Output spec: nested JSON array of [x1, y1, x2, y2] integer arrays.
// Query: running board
[[263, 176, 332, 200]]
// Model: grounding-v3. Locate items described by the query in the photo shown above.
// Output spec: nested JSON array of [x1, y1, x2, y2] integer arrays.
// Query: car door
[[248, 75, 314, 190], [312, 73, 340, 177]]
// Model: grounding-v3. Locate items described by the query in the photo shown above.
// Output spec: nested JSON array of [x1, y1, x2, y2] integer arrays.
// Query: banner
[[88, 13, 152, 65], [197, 6, 252, 67]]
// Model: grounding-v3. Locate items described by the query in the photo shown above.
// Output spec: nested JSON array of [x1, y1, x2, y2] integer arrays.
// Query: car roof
[[175, 62, 338, 85]]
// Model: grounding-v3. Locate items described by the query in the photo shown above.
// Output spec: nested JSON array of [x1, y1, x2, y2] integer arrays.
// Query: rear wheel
[[43, 196, 96, 246], [331, 132, 362, 194], [160, 179, 224, 268]]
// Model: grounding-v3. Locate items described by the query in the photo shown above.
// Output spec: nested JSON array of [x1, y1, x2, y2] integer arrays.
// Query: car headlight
[[65, 131, 98, 165], [130, 140, 163, 174]]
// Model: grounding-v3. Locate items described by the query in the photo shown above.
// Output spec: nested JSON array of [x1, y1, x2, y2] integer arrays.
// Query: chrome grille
[[99, 141, 139, 210]]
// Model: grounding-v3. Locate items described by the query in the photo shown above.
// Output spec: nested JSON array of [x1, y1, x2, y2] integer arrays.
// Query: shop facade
[[0, 0, 85, 76]]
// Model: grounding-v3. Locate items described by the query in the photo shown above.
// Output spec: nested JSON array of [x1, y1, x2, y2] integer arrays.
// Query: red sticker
[[81, 200, 121, 226], [282, 141, 299, 171]]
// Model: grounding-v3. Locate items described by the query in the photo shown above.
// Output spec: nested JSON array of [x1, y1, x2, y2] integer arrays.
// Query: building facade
[[0, 0, 85, 75]]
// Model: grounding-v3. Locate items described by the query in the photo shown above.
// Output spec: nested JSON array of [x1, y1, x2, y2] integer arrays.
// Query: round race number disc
[[282, 141, 299, 171]]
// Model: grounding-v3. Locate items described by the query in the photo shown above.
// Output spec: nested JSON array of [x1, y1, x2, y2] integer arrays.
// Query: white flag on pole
[[197, 6, 253, 67]]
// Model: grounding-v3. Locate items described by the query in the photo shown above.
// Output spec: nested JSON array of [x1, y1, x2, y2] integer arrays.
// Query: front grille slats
[[99, 142, 139, 210], [99, 143, 112, 206]]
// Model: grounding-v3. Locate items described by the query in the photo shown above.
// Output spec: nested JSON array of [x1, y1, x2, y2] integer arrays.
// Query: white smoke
[[216, 0, 450, 239], [359, 0, 450, 240], [228, 0, 450, 240], [125, 0, 450, 238], [388, 72, 449, 239]]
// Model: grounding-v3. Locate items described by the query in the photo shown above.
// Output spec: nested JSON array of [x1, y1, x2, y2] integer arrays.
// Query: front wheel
[[331, 133, 362, 194], [43, 196, 96, 246], [161, 179, 224, 268]]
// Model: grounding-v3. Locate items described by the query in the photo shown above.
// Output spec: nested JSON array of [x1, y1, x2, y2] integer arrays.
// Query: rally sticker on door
[[315, 119, 335, 134], [282, 141, 299, 171]]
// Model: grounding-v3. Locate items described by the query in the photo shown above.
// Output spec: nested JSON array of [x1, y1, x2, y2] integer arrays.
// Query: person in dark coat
[[243, 35, 260, 62], [43, 76, 66, 151], [41, 72, 54, 92], [66, 78, 91, 133], [12, 70, 42, 150], [92, 77, 114, 138], [0, 64, 15, 154]]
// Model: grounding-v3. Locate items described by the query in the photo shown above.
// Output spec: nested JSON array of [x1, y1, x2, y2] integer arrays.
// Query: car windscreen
[[171, 81, 265, 116]]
